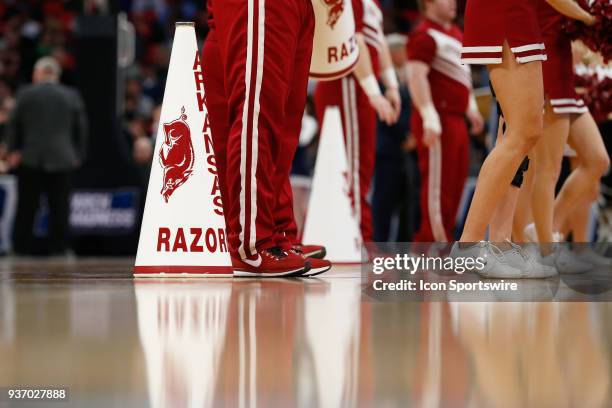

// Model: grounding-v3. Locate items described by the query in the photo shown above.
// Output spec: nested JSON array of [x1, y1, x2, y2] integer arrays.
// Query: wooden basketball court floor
[[1, 257, 611, 408]]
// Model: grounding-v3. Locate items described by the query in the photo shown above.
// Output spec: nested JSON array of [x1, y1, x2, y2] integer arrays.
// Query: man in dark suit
[[4, 56, 88, 255]]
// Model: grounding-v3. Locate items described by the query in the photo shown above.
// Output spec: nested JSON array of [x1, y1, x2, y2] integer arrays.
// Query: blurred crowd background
[[0, 0, 609, 256]]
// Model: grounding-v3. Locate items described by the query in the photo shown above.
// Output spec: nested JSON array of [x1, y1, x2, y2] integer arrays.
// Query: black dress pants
[[13, 166, 71, 254]]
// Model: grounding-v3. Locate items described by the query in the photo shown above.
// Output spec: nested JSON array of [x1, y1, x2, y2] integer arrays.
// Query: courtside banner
[[0, 176, 17, 254], [134, 23, 232, 277], [310, 0, 359, 80]]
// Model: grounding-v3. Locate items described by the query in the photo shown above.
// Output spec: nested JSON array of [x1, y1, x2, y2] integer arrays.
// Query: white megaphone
[[302, 107, 363, 263], [134, 23, 232, 277], [310, 0, 359, 81]]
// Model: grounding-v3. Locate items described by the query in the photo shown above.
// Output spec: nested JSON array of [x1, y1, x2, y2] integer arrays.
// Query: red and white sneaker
[[233, 247, 310, 277], [293, 243, 326, 259], [290, 248, 332, 277], [303, 257, 332, 277]]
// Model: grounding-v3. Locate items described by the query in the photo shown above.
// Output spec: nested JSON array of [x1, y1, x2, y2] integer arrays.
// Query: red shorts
[[461, 0, 547, 65]]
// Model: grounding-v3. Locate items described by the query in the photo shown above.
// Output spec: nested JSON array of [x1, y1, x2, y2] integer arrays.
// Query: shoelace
[[505, 240, 531, 262], [265, 246, 288, 260], [485, 242, 507, 263]]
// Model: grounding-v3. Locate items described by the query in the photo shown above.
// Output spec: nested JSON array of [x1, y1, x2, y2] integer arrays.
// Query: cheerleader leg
[[460, 41, 544, 242], [512, 162, 535, 242], [553, 111, 610, 237], [489, 116, 519, 242], [530, 101, 569, 243]]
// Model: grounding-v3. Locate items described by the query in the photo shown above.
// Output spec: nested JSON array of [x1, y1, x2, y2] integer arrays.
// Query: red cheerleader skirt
[[461, 0, 547, 65], [539, 1, 588, 114]]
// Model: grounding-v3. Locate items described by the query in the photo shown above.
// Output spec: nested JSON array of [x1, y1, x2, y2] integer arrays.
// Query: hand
[[582, 13, 597, 26], [423, 127, 440, 147], [402, 133, 417, 152], [419, 104, 441, 147], [467, 108, 485, 135], [133, 137, 153, 164], [385, 87, 402, 123], [7, 151, 21, 169], [369, 94, 395, 125]]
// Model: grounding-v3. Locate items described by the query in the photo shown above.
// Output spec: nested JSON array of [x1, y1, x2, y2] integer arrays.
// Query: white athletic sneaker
[[524, 223, 564, 243], [505, 241, 558, 278], [477, 242, 524, 279], [524, 223, 537, 242], [449, 241, 486, 274], [576, 247, 612, 266], [554, 245, 592, 274], [553, 232, 565, 242]]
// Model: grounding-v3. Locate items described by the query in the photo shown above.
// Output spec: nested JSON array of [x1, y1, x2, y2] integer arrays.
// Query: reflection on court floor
[[0, 258, 611, 407]]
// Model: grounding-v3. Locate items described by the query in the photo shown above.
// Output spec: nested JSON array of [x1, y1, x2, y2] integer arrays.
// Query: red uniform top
[[537, 0, 564, 35], [353, 0, 383, 76], [408, 19, 471, 114]]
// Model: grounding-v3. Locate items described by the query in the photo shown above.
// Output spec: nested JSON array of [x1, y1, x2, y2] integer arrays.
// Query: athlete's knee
[[589, 183, 601, 201], [513, 111, 543, 152], [588, 152, 610, 178], [524, 125, 544, 150]]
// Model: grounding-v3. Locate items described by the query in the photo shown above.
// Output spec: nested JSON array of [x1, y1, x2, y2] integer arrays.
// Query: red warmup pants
[[313, 76, 376, 243], [202, 0, 314, 259], [412, 112, 469, 242]]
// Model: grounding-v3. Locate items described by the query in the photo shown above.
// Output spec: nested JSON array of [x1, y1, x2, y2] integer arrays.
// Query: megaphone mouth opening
[[175, 22, 195, 27]]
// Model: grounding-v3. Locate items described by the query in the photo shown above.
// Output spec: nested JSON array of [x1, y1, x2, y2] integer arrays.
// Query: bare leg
[[460, 42, 544, 242], [566, 197, 592, 242], [490, 117, 519, 242], [558, 157, 579, 239], [553, 112, 609, 232], [560, 156, 595, 242], [530, 101, 569, 243], [490, 189, 519, 242]]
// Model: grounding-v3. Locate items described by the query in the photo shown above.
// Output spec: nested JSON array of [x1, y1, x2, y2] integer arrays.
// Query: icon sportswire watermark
[[360, 242, 612, 302]]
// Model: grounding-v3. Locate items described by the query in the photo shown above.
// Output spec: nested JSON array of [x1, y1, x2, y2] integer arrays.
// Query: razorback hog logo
[[321, 0, 344, 29], [159, 107, 195, 202]]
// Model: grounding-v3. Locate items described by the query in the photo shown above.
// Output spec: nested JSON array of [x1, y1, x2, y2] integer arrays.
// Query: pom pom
[[574, 68, 612, 122], [564, 0, 612, 62]]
